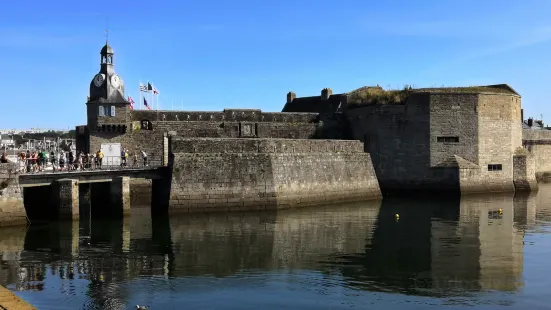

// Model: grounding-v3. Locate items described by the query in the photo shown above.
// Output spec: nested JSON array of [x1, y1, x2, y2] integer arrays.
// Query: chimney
[[528, 117, 533, 127], [286, 91, 296, 104], [321, 88, 333, 100], [521, 109, 524, 123]]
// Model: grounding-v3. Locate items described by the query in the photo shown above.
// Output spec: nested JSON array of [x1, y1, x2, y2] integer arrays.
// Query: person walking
[[96, 149, 103, 169], [50, 150, 56, 171], [120, 149, 126, 167], [59, 152, 65, 171], [124, 149, 129, 167], [141, 150, 148, 167], [68, 151, 74, 171]]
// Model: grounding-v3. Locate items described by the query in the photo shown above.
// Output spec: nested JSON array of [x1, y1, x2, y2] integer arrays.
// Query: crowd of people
[[0, 149, 149, 173]]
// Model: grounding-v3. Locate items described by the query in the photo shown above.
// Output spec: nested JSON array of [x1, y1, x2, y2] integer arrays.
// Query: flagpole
[[144, 80, 152, 110], [154, 82, 157, 110], [147, 80, 151, 110], [139, 81, 142, 110]]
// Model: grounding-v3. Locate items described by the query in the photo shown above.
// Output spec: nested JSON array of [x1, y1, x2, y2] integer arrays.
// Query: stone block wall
[[129, 179, 152, 207], [168, 138, 381, 212], [51, 179, 79, 220], [522, 129, 551, 176], [345, 95, 436, 192], [344, 92, 522, 194], [429, 93, 478, 166], [475, 93, 521, 191], [171, 138, 364, 153], [130, 109, 319, 123], [269, 153, 382, 208], [458, 167, 515, 194], [86, 109, 327, 165], [0, 163, 27, 226], [513, 152, 538, 191]]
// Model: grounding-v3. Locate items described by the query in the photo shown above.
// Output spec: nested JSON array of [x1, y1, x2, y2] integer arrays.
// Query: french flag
[[143, 98, 151, 110]]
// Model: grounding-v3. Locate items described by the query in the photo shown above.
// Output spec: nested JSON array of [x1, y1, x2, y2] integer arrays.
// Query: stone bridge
[[10, 166, 168, 223], [19, 168, 163, 187]]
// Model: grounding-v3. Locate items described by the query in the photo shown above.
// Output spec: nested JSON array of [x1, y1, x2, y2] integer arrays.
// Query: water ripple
[[2, 191, 551, 309]]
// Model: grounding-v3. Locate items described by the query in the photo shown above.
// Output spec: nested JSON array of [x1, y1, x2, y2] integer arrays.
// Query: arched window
[[141, 120, 153, 130]]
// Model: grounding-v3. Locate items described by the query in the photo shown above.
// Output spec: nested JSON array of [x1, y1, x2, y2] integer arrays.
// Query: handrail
[[12, 155, 162, 174]]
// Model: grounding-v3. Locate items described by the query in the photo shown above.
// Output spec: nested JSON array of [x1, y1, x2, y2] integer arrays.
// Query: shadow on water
[[1, 186, 551, 308]]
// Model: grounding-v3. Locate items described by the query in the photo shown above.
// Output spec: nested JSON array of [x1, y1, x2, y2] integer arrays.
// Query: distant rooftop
[[523, 119, 546, 130]]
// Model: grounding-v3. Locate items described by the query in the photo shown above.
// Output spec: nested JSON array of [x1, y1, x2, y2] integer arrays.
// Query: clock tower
[[86, 41, 131, 133]]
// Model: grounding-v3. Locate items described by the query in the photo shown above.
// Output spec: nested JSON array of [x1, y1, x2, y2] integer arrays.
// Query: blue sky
[[1, 0, 550, 129]]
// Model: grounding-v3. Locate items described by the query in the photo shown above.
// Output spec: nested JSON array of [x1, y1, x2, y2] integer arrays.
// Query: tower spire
[[105, 16, 109, 44]]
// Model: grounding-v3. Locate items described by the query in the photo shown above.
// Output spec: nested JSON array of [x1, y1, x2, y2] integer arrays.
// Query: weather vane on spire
[[105, 16, 109, 44]]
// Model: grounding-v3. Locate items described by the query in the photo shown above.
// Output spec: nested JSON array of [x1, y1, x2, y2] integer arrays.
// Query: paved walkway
[[0, 285, 36, 310]]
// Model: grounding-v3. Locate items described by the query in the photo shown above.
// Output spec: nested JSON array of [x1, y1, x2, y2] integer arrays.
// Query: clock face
[[111, 74, 121, 88], [93, 74, 105, 87]]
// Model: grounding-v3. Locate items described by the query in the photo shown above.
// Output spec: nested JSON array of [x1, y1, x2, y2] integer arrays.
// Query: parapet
[[171, 138, 365, 154], [130, 109, 319, 123]]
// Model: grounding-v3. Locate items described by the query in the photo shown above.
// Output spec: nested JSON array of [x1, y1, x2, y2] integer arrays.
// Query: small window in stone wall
[[437, 136, 459, 143], [141, 120, 153, 130], [488, 164, 503, 171]]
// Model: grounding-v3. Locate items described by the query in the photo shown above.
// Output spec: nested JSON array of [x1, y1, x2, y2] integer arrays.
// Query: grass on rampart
[[346, 85, 516, 108], [346, 86, 411, 107]]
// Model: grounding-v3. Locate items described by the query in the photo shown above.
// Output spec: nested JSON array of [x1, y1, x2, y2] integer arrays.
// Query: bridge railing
[[12, 156, 163, 174]]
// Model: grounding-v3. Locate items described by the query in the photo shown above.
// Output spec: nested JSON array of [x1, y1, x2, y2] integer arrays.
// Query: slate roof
[[523, 119, 545, 130], [281, 94, 346, 114], [101, 44, 114, 55], [91, 90, 128, 104]]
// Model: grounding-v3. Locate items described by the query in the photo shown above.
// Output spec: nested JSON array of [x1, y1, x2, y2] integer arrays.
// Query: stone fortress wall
[[84, 109, 341, 165], [0, 163, 27, 226], [79, 42, 541, 208], [522, 129, 551, 178], [81, 85, 541, 205], [344, 90, 533, 194], [83, 104, 381, 212], [168, 138, 381, 212]]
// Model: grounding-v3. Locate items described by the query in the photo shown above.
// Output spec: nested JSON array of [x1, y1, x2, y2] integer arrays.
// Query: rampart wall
[[171, 138, 363, 153], [0, 163, 27, 226], [131, 109, 319, 123], [345, 92, 520, 194], [168, 138, 381, 212], [345, 94, 461, 193], [86, 109, 335, 164], [522, 129, 551, 177]]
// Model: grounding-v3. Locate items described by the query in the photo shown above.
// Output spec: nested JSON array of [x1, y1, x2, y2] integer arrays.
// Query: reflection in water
[[334, 194, 527, 296], [1, 187, 551, 309]]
